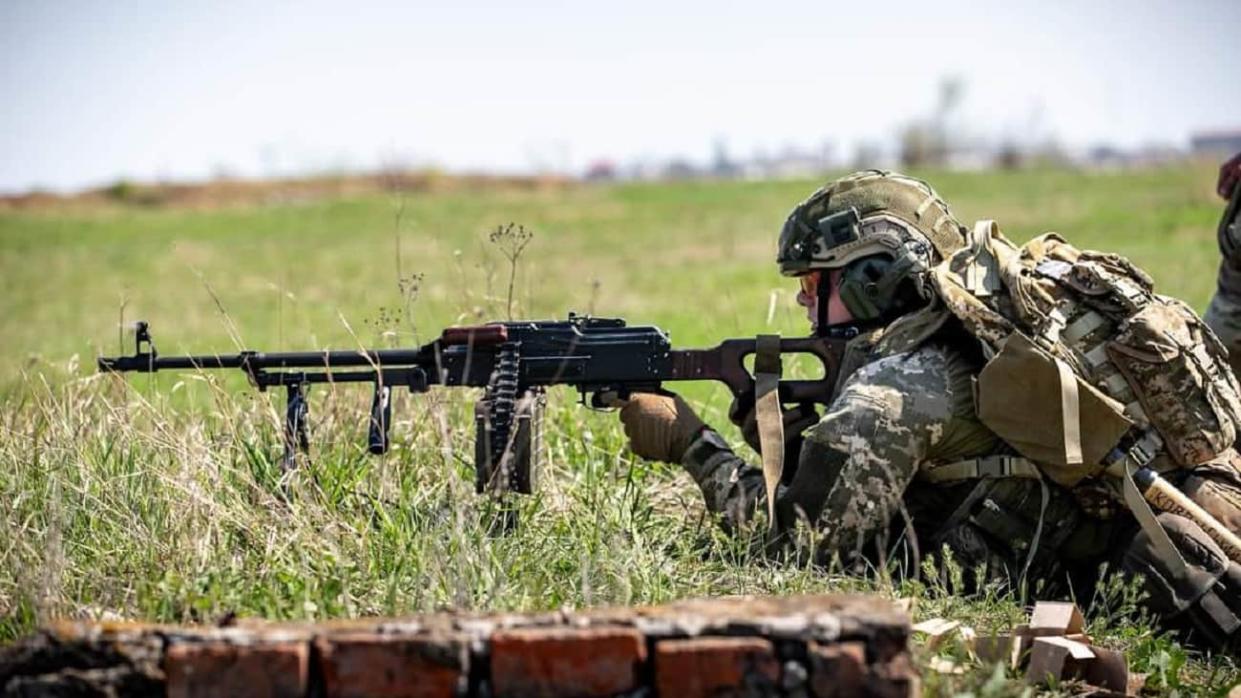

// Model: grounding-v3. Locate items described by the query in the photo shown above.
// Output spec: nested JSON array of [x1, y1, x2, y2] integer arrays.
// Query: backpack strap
[[1053, 356, 1085, 466], [964, 220, 1003, 297], [920, 454, 1043, 483], [1103, 432, 1191, 571]]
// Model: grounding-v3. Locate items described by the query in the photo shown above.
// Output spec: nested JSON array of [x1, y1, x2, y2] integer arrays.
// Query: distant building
[[1192, 130, 1241, 157], [662, 159, 699, 180], [583, 160, 617, 182], [742, 145, 832, 180]]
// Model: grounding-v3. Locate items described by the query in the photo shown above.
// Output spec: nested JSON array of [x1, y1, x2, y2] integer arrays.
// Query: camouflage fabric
[[777, 170, 967, 275], [680, 339, 1002, 563]]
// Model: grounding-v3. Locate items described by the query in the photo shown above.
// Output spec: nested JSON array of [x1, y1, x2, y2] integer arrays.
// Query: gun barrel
[[98, 348, 430, 373]]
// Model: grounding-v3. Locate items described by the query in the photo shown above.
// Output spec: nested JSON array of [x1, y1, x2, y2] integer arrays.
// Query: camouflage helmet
[[776, 170, 966, 277]]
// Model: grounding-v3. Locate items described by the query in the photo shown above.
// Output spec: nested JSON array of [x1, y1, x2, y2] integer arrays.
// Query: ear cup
[[837, 255, 917, 321]]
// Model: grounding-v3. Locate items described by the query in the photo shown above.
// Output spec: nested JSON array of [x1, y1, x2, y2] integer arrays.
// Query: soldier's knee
[[1180, 454, 1241, 534]]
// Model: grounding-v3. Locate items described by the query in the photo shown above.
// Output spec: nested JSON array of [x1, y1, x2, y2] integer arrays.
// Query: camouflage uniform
[[682, 321, 1127, 590]]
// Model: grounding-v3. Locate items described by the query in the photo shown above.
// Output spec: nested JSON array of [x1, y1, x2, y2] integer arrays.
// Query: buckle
[[1127, 440, 1156, 468], [1105, 430, 1161, 474]]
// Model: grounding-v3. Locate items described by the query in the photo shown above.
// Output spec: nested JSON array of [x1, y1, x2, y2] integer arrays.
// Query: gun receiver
[[99, 315, 847, 496]]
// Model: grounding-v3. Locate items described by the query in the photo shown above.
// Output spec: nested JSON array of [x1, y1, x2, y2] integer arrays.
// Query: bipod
[[281, 382, 311, 479]]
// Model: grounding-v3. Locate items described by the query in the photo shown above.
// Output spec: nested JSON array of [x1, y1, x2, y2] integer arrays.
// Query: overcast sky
[[2, 0, 1239, 193]]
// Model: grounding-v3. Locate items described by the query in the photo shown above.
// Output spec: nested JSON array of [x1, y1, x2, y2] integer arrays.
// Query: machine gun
[[98, 314, 847, 495]]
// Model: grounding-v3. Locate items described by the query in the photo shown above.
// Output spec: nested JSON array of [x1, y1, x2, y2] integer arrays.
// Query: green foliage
[[1, 165, 1237, 692]]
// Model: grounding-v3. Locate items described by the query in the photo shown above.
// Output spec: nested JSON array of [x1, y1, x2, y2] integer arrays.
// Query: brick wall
[[1, 594, 915, 697]]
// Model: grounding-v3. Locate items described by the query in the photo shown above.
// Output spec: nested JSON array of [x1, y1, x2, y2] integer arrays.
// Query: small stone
[[782, 659, 809, 690]]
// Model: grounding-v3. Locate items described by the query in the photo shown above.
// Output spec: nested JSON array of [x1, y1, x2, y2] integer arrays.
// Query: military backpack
[[928, 220, 1241, 485]]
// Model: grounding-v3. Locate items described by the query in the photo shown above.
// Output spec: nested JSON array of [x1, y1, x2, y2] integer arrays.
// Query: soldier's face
[[796, 270, 854, 328]]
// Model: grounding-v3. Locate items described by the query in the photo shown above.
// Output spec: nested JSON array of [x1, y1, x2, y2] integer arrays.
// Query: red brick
[[165, 641, 308, 698], [312, 630, 464, 695], [808, 641, 865, 698], [654, 637, 779, 698], [490, 626, 646, 698], [316, 633, 466, 698]]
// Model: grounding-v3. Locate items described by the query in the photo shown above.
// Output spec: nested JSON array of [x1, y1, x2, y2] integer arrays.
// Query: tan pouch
[[1107, 299, 1241, 466], [976, 332, 1132, 486]]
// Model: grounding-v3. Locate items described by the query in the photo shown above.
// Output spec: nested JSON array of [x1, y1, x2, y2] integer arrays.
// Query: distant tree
[[899, 76, 965, 168]]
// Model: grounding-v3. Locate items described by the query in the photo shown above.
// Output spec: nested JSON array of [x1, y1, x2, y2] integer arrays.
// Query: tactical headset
[[800, 208, 926, 331]]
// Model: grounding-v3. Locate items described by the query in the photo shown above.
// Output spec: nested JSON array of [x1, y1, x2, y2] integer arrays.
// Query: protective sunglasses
[[798, 270, 825, 298]]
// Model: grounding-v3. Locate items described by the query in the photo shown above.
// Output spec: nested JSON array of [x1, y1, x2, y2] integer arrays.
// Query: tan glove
[[616, 392, 706, 463]]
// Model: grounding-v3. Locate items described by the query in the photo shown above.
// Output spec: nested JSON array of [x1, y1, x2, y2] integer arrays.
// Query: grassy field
[[2, 165, 1238, 694]]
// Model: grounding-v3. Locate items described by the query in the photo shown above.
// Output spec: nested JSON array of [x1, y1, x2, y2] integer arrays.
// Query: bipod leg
[[367, 383, 393, 454], [282, 382, 310, 478], [484, 494, 520, 536]]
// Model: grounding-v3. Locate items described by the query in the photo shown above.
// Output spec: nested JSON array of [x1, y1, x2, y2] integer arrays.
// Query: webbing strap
[[920, 453, 1047, 595], [753, 334, 785, 530], [1055, 358, 1084, 465], [1020, 475, 1051, 594], [970, 219, 994, 246], [1124, 400, 1149, 423], [965, 220, 997, 296], [1082, 344, 1110, 368], [1063, 310, 1107, 344], [1122, 460, 1187, 570], [1103, 373, 1133, 399], [921, 455, 1042, 483]]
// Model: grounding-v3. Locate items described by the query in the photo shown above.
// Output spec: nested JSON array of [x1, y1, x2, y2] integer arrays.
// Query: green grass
[[2, 165, 1238, 694]]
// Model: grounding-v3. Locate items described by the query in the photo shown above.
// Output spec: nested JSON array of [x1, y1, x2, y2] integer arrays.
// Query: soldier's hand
[[614, 392, 706, 463], [1220, 152, 1241, 200]]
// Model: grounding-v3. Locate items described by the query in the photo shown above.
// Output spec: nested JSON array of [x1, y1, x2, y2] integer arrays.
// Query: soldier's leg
[[1204, 157, 1241, 375], [1204, 268, 1241, 377], [918, 479, 1125, 598]]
